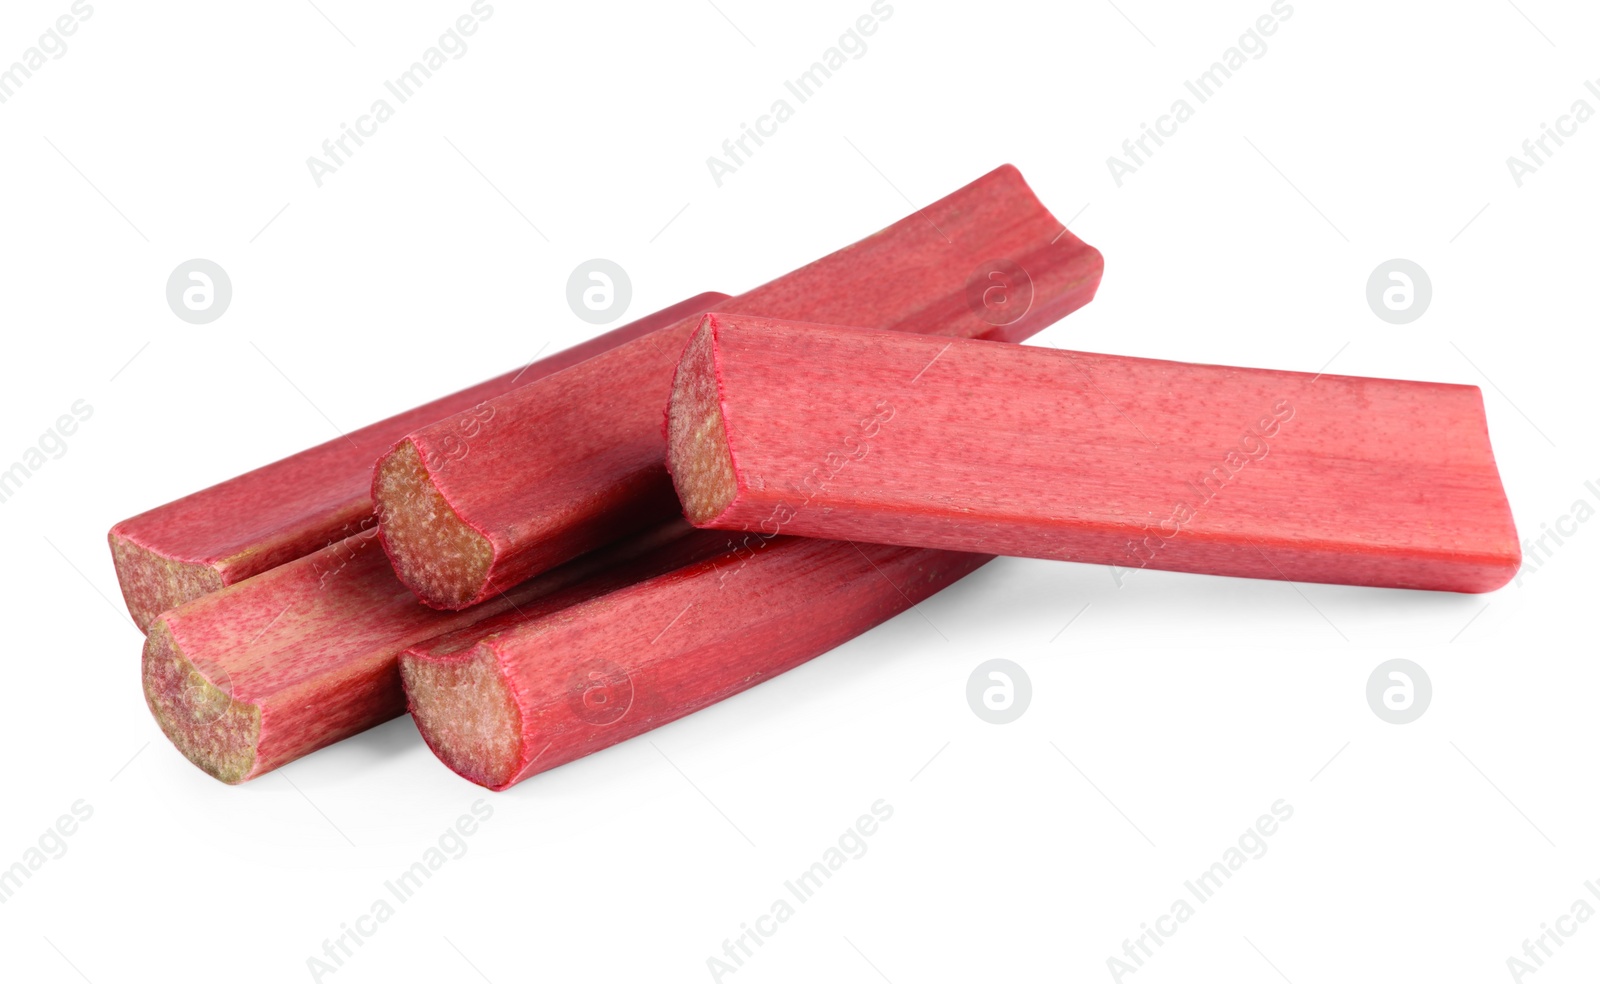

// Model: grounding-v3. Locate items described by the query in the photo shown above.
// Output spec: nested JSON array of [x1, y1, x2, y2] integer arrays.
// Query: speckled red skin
[[384, 164, 1104, 608], [108, 292, 728, 631], [403, 537, 992, 790], [672, 318, 1522, 593], [144, 522, 726, 782]]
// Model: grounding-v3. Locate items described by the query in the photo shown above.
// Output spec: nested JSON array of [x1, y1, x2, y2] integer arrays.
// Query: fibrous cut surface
[[665, 318, 740, 526], [400, 646, 520, 789], [142, 621, 262, 784], [373, 440, 494, 610]]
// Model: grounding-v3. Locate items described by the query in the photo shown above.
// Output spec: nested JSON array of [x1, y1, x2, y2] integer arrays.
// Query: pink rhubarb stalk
[[142, 524, 728, 782], [400, 536, 990, 790], [666, 316, 1521, 592], [373, 164, 1104, 609], [109, 292, 727, 631]]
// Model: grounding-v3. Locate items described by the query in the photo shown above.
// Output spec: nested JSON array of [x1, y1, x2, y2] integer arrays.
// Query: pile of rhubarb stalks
[[110, 165, 1521, 790]]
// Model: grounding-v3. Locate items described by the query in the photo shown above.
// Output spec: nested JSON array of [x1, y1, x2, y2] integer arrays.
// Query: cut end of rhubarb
[[109, 530, 226, 633], [666, 319, 740, 527], [142, 620, 261, 784], [373, 439, 494, 610], [400, 645, 521, 790]]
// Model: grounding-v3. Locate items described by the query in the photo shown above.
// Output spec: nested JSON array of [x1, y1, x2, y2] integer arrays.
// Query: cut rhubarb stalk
[[401, 536, 990, 790], [667, 317, 1521, 593], [143, 523, 728, 783], [375, 164, 1104, 609], [108, 292, 728, 631]]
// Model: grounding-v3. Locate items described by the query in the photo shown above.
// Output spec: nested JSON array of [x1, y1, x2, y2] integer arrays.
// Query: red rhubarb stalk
[[400, 537, 989, 790], [143, 523, 728, 783], [373, 164, 1104, 609], [666, 316, 1521, 593], [108, 292, 727, 631]]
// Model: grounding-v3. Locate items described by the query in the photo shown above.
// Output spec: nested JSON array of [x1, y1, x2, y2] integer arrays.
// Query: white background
[[1, 1, 1596, 981]]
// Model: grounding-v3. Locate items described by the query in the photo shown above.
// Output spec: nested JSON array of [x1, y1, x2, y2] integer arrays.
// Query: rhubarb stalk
[[373, 164, 1104, 609], [666, 316, 1521, 593], [142, 524, 728, 782], [108, 292, 727, 631], [400, 537, 990, 790]]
